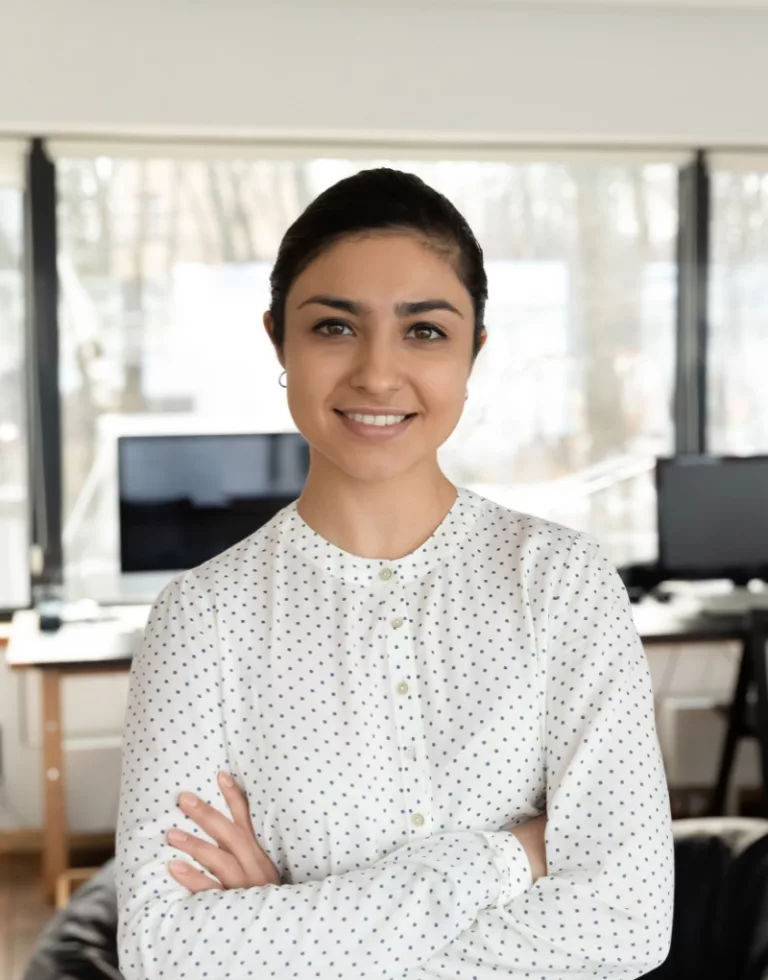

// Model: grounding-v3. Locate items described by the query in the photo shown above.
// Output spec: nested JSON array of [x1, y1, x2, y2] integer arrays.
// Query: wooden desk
[[5, 606, 149, 903]]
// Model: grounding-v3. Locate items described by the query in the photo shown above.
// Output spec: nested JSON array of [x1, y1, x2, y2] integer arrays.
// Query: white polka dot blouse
[[116, 487, 674, 979]]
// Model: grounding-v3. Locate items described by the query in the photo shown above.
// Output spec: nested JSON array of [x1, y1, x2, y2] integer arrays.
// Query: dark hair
[[268, 168, 488, 357]]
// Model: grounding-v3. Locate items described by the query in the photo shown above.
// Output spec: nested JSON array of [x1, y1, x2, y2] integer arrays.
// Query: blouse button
[[378, 567, 394, 581], [411, 812, 425, 827], [396, 681, 409, 695], [391, 617, 404, 629]]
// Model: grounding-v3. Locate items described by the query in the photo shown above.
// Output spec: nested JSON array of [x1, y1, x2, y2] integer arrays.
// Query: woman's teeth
[[343, 412, 408, 427]]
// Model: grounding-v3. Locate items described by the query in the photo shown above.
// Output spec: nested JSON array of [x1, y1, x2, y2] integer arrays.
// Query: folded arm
[[410, 536, 675, 979], [115, 573, 533, 980]]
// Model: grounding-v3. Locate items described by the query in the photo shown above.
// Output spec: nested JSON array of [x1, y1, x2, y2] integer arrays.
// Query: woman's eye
[[315, 320, 353, 337], [408, 323, 446, 342]]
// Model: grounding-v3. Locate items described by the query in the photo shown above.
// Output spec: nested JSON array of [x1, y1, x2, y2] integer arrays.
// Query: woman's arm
[[409, 536, 675, 979], [115, 572, 533, 980]]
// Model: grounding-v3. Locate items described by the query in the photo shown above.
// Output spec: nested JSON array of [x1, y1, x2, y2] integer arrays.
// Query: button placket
[[382, 577, 432, 837]]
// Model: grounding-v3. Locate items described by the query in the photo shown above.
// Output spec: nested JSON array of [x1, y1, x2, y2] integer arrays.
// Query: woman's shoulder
[[463, 487, 597, 569], [463, 489, 626, 623], [151, 502, 296, 610]]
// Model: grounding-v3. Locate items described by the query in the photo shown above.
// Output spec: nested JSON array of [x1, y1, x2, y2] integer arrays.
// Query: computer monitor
[[118, 433, 310, 575], [656, 455, 768, 584]]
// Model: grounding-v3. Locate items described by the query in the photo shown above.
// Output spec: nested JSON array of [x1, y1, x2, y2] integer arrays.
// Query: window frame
[[4, 138, 718, 617]]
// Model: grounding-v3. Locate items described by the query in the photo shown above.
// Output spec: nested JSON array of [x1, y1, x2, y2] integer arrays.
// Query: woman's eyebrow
[[298, 295, 363, 315], [395, 299, 463, 319], [297, 296, 463, 318]]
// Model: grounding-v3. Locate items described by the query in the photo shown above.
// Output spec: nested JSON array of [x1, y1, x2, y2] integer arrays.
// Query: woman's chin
[[322, 447, 429, 485]]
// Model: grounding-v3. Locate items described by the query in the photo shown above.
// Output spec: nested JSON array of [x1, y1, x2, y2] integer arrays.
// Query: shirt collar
[[279, 486, 482, 586]]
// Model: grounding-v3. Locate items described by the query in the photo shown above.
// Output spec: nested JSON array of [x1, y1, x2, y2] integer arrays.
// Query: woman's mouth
[[334, 409, 417, 438]]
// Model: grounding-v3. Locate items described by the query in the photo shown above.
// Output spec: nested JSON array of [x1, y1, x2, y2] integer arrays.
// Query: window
[[709, 155, 768, 455], [54, 146, 681, 596], [0, 143, 28, 609]]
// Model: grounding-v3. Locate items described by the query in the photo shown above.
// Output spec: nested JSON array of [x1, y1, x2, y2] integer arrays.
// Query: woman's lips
[[335, 410, 416, 440]]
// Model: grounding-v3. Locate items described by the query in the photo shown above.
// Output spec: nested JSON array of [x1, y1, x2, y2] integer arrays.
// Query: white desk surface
[[6, 605, 151, 668]]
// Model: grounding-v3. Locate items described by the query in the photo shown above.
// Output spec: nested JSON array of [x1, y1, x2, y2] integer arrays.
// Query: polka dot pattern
[[115, 487, 674, 979]]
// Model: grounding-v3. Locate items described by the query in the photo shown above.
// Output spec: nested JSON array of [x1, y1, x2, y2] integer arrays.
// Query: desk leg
[[749, 621, 768, 818], [710, 642, 751, 816], [41, 670, 68, 904]]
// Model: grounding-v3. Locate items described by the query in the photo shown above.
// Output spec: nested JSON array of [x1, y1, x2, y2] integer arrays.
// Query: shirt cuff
[[478, 830, 534, 906]]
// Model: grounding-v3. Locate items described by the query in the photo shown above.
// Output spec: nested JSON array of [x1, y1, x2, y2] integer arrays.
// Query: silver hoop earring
[[278, 371, 287, 389]]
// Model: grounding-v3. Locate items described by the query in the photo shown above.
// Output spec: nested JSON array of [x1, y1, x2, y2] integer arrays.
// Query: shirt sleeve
[[115, 572, 533, 980], [409, 534, 675, 980]]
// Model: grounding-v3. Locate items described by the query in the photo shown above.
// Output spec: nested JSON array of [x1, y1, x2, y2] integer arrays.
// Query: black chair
[[646, 817, 768, 980], [23, 817, 768, 980], [23, 859, 121, 980]]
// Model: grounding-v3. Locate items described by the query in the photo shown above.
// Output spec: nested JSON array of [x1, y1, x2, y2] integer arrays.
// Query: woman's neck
[[296, 459, 458, 561]]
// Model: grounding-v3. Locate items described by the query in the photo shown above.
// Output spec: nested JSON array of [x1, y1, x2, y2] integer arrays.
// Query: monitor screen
[[656, 455, 768, 582], [118, 433, 310, 573]]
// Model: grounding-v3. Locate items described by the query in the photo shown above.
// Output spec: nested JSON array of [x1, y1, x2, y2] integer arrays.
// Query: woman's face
[[266, 232, 483, 485]]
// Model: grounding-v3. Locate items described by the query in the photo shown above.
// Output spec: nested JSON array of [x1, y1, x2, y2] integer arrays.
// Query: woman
[[115, 168, 674, 979]]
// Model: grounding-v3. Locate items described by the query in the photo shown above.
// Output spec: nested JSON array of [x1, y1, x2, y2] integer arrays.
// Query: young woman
[[115, 168, 674, 980]]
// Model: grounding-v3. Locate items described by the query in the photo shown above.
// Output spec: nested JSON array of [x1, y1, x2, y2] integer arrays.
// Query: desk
[[1, 598, 764, 904], [5, 606, 150, 902], [631, 598, 748, 646], [632, 600, 768, 819]]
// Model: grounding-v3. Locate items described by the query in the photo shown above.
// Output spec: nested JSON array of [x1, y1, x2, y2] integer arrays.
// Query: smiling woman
[[115, 168, 674, 980], [261, 170, 488, 549], [274, 239, 476, 525]]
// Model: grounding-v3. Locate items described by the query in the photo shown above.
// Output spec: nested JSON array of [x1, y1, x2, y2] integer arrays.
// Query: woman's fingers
[[177, 792, 242, 852], [217, 771, 254, 831], [168, 860, 223, 893], [167, 829, 247, 888], [177, 784, 280, 886], [216, 772, 281, 884]]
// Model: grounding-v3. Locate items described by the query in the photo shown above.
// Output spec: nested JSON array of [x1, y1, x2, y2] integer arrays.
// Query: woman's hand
[[167, 771, 281, 893], [508, 812, 548, 883]]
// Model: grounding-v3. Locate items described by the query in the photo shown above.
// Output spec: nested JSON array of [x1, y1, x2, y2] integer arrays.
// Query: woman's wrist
[[508, 813, 548, 883]]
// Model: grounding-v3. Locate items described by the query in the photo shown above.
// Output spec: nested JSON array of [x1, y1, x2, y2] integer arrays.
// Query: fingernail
[[218, 771, 234, 788], [167, 829, 187, 843], [169, 860, 189, 875], [178, 792, 198, 808]]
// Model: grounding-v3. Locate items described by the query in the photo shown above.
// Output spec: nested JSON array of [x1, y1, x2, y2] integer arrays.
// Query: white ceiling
[[434, 0, 768, 8]]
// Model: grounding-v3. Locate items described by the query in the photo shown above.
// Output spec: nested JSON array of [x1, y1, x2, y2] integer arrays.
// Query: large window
[[709, 155, 768, 454], [53, 147, 681, 597], [0, 144, 28, 609]]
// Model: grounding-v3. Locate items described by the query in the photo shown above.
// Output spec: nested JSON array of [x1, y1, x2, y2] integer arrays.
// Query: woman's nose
[[349, 337, 403, 394]]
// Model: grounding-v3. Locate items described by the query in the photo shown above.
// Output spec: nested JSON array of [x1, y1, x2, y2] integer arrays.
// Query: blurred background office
[[2, 0, 768, 976]]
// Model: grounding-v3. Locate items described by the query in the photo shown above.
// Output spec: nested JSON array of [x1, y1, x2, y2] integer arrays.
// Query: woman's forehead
[[287, 233, 470, 305]]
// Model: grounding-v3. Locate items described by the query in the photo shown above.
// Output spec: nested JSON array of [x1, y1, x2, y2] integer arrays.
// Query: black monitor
[[118, 433, 309, 574], [656, 455, 768, 584]]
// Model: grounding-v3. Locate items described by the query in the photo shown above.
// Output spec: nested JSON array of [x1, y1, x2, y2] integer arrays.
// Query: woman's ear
[[470, 329, 487, 367], [263, 311, 285, 368]]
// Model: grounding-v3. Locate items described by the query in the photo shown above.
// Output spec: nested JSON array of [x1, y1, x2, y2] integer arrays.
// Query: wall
[[0, 0, 767, 147]]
